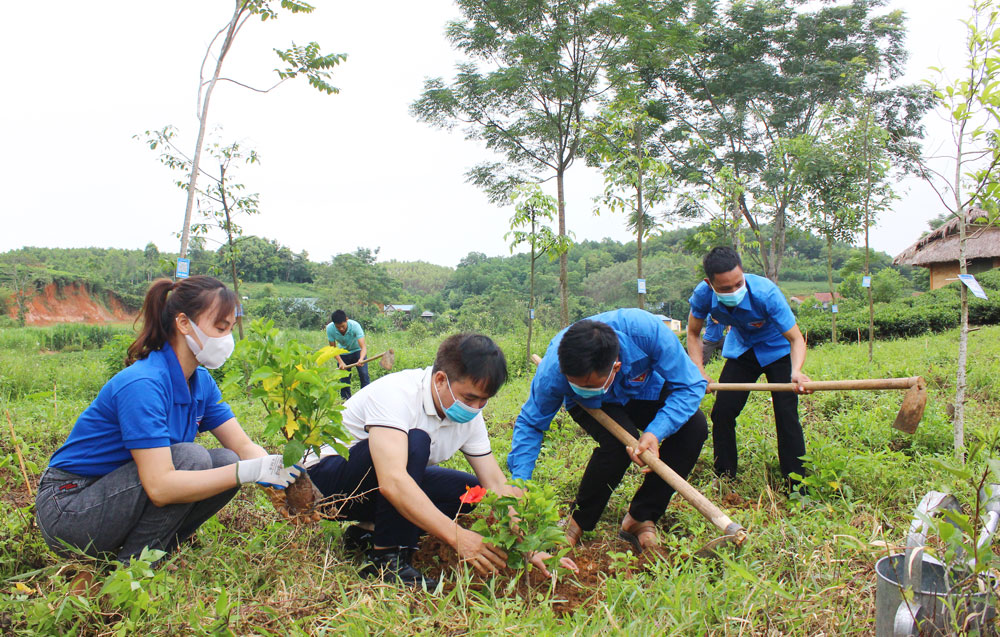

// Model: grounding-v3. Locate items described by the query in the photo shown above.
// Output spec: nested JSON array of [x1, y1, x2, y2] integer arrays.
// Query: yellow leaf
[[290, 380, 300, 391], [262, 375, 281, 392], [284, 415, 300, 438], [304, 428, 323, 446], [316, 345, 347, 366], [295, 364, 305, 372], [14, 582, 34, 595], [828, 481, 840, 490]]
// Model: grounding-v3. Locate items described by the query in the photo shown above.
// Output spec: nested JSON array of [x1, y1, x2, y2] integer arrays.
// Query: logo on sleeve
[[630, 372, 648, 383], [748, 321, 765, 328]]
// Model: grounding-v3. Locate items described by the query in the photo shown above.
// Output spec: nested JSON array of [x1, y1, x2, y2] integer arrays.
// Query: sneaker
[[360, 548, 438, 589], [342, 524, 374, 554]]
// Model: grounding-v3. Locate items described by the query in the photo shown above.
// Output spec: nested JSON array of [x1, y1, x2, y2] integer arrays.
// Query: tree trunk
[[826, 232, 837, 344], [731, 196, 742, 256], [528, 215, 536, 365], [220, 169, 244, 340], [764, 204, 787, 282], [862, 95, 875, 363], [179, 5, 243, 260], [557, 167, 569, 327], [956, 214, 969, 460], [953, 119, 968, 460], [635, 150, 645, 310]]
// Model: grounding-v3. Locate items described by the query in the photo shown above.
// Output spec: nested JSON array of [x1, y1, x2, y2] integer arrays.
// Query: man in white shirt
[[305, 333, 566, 588]]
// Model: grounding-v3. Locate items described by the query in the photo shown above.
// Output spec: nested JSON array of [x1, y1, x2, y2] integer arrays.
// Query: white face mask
[[184, 320, 235, 369]]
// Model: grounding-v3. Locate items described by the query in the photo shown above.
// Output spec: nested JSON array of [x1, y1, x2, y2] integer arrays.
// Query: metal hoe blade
[[379, 348, 395, 371], [893, 377, 927, 434]]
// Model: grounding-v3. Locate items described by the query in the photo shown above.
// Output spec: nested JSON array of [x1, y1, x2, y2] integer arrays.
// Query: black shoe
[[360, 548, 438, 589], [343, 524, 374, 554]]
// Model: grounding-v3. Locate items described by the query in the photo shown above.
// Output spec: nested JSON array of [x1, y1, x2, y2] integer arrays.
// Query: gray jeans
[[702, 334, 726, 367], [35, 443, 239, 563]]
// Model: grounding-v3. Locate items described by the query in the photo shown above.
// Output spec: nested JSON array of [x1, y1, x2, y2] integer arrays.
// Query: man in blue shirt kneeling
[[686, 247, 812, 487], [508, 309, 708, 553]]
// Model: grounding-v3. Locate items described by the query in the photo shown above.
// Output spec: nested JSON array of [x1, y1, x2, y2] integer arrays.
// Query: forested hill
[[1, 224, 925, 331]]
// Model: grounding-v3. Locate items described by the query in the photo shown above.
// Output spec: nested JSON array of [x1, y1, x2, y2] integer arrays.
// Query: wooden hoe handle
[[708, 377, 922, 392], [344, 352, 385, 369], [581, 406, 747, 544]]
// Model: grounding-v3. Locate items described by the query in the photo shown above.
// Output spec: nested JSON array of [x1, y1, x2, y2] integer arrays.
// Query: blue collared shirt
[[704, 313, 727, 343], [507, 308, 707, 481], [48, 342, 235, 477], [688, 273, 797, 367]]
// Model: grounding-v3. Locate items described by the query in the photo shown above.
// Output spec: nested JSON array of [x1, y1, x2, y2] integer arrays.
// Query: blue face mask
[[437, 375, 484, 424], [568, 366, 616, 399], [713, 280, 748, 307]]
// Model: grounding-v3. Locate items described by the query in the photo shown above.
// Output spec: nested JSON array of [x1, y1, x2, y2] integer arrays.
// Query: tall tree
[[650, 0, 925, 282], [920, 0, 1000, 458], [586, 93, 678, 309], [506, 184, 572, 362], [173, 0, 345, 260], [412, 0, 634, 326], [140, 127, 262, 339], [786, 111, 892, 344]]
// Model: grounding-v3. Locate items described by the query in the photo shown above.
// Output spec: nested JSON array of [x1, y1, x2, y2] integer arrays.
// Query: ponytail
[[127, 276, 237, 365]]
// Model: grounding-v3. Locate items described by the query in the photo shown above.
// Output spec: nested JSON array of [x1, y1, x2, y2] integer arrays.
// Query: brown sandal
[[562, 516, 583, 548], [619, 517, 659, 554]]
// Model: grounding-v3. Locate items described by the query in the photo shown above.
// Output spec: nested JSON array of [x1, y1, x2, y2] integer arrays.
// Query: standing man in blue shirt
[[326, 309, 369, 400], [508, 308, 708, 553], [686, 247, 812, 486]]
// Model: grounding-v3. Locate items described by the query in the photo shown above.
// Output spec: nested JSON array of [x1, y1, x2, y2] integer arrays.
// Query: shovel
[[530, 354, 747, 555], [344, 349, 395, 371], [707, 376, 927, 434]]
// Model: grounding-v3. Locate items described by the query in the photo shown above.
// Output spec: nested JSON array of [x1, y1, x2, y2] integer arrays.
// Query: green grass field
[[2, 323, 999, 634]]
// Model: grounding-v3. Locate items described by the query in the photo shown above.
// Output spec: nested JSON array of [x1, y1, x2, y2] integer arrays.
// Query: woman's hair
[[432, 333, 508, 396], [127, 276, 237, 365]]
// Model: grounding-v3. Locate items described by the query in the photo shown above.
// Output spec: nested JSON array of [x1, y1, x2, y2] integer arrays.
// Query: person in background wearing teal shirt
[[35, 276, 302, 569], [326, 309, 369, 400], [686, 247, 812, 488]]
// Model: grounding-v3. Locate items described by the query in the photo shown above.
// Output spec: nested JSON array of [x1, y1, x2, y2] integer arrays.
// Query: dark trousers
[[711, 350, 805, 480], [702, 334, 726, 367], [339, 351, 371, 400], [35, 443, 239, 563], [308, 429, 477, 549], [567, 390, 708, 531]]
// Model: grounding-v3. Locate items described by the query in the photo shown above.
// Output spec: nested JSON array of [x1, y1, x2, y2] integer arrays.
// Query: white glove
[[235, 455, 303, 489]]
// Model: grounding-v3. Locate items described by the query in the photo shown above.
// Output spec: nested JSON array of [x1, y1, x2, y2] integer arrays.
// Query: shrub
[[797, 270, 1000, 345]]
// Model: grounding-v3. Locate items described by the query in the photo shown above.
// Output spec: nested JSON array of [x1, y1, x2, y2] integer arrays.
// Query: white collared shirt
[[301, 366, 492, 468]]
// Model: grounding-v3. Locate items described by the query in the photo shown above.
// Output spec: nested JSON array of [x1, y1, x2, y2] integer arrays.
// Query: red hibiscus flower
[[460, 485, 487, 504]]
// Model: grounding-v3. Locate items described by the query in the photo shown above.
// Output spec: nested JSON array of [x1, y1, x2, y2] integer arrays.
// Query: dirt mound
[[9, 282, 135, 325]]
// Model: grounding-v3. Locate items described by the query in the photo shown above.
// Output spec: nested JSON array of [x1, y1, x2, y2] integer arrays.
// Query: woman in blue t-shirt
[[36, 276, 302, 565]]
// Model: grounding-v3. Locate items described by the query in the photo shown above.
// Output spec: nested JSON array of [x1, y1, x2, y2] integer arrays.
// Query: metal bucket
[[875, 553, 996, 636]]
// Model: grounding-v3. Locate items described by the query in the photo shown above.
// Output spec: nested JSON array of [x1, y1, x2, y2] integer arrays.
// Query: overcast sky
[[0, 1, 973, 269]]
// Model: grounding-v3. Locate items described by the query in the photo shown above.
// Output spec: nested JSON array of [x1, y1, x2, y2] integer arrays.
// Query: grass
[[1, 322, 999, 634]]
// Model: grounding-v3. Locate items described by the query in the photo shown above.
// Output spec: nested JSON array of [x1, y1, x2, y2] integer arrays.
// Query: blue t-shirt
[[48, 342, 235, 477], [688, 273, 797, 367], [507, 308, 707, 481], [326, 319, 364, 353], [704, 313, 727, 343]]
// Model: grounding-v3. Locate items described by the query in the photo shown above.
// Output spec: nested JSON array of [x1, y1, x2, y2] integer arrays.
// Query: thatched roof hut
[[893, 209, 1000, 289]]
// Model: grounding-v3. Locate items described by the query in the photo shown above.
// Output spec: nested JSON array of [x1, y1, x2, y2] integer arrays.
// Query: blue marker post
[[175, 257, 191, 279]]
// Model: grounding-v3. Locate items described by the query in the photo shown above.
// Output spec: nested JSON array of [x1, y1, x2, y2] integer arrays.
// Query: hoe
[[530, 354, 748, 556], [708, 376, 927, 434]]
